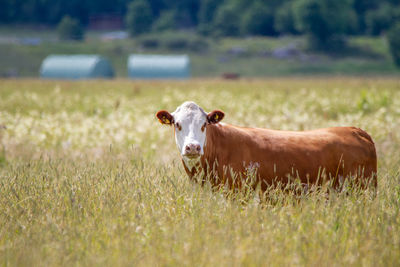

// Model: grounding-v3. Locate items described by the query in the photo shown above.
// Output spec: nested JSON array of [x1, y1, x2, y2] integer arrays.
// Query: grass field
[[0, 78, 399, 266]]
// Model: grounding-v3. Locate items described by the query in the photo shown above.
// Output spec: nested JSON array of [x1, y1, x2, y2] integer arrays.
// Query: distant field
[[0, 78, 399, 266], [0, 27, 399, 77]]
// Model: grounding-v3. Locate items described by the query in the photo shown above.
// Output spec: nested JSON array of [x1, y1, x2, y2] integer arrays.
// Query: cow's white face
[[171, 102, 208, 157], [156, 101, 224, 160]]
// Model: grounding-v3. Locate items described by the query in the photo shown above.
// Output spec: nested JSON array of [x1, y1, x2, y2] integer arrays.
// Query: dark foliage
[[294, 0, 357, 50], [241, 2, 276, 36], [275, 1, 299, 35], [365, 3, 400, 35], [1, 0, 400, 52], [212, 3, 240, 37], [57, 15, 84, 40], [126, 0, 153, 36], [387, 23, 400, 67], [197, 0, 223, 35], [152, 10, 176, 32]]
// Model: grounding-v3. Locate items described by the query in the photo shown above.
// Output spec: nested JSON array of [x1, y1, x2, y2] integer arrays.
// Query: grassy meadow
[[0, 78, 400, 266]]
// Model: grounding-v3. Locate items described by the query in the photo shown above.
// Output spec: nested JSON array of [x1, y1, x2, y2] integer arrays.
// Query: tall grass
[[0, 78, 399, 266]]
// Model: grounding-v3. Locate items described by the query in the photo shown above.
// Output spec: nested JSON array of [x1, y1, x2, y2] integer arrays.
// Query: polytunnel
[[40, 55, 114, 79], [127, 54, 190, 79]]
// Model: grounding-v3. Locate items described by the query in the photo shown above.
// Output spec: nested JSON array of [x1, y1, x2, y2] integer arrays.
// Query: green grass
[[0, 78, 400, 266], [0, 28, 399, 77]]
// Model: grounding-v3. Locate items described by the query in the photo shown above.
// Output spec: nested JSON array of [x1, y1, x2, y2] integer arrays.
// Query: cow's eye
[[176, 122, 182, 131], [201, 122, 206, 132]]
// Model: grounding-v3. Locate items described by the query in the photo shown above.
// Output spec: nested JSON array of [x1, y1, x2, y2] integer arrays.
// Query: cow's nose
[[185, 144, 201, 155]]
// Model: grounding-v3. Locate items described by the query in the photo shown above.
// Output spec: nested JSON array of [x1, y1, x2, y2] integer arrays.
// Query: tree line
[[2, 0, 399, 35], [2, 0, 400, 52]]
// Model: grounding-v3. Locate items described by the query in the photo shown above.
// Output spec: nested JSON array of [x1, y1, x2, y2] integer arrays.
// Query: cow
[[156, 101, 377, 191]]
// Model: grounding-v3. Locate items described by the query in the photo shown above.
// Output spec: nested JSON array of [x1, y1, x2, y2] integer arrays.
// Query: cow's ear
[[207, 110, 224, 124], [156, 110, 174, 125]]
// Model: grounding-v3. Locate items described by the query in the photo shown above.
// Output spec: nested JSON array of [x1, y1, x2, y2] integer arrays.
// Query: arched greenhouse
[[127, 54, 190, 79], [40, 55, 114, 79]]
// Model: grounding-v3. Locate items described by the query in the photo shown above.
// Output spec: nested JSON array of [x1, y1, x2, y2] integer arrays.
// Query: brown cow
[[156, 101, 377, 190]]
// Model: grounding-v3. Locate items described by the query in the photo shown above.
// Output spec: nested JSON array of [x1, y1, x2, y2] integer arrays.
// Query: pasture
[[0, 78, 399, 266]]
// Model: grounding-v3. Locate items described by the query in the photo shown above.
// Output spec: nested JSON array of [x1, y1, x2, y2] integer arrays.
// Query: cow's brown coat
[[182, 123, 377, 190]]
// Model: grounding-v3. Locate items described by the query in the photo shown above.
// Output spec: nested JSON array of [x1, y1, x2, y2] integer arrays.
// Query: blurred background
[[1, 0, 400, 78]]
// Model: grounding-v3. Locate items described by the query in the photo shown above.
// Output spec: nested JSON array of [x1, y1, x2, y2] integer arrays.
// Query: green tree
[[387, 23, 400, 67], [353, 0, 380, 34], [213, 3, 241, 37], [126, 0, 153, 37], [57, 15, 84, 41], [197, 0, 223, 35], [241, 2, 276, 36], [161, 0, 199, 28], [152, 10, 176, 32], [365, 3, 400, 35], [294, 0, 357, 50], [275, 1, 299, 35]]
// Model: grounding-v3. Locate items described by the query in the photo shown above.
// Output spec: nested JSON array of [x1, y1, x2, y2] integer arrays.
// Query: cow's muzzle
[[183, 143, 201, 158]]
